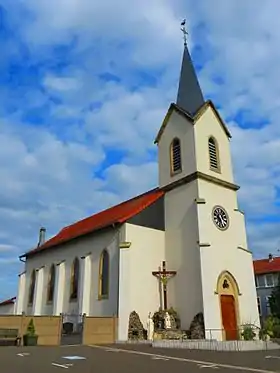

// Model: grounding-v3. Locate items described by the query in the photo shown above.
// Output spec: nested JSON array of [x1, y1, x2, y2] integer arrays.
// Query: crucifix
[[152, 261, 177, 310]]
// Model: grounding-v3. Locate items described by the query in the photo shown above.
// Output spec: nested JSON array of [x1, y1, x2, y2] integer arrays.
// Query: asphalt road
[[0, 344, 279, 373]]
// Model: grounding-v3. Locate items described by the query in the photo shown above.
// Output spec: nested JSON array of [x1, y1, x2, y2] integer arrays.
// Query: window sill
[[210, 166, 221, 174], [170, 169, 182, 177], [256, 285, 275, 289]]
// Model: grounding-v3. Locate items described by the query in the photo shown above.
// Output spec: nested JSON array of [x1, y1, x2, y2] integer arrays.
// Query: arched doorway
[[216, 271, 241, 341]]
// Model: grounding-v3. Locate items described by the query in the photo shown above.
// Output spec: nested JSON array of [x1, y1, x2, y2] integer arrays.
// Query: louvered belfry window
[[208, 137, 219, 170], [171, 138, 182, 174]]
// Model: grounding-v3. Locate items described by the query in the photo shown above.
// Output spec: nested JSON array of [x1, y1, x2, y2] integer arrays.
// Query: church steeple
[[176, 44, 205, 115]]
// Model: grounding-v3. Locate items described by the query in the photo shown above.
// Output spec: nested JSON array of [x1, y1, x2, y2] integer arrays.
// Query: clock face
[[212, 206, 229, 230]]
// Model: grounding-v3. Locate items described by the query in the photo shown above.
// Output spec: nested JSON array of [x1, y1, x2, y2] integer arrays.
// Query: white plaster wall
[[0, 303, 15, 315], [157, 107, 205, 331], [235, 251, 260, 327], [23, 226, 120, 317], [157, 110, 196, 189], [197, 179, 260, 339], [88, 227, 120, 317], [164, 181, 204, 331], [197, 181, 243, 248], [118, 223, 165, 341], [200, 247, 260, 340], [194, 105, 234, 185]]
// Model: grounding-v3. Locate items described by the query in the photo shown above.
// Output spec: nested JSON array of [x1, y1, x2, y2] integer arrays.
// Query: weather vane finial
[[180, 19, 188, 46]]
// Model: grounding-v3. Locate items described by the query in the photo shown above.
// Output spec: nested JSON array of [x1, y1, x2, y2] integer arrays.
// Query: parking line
[[151, 356, 169, 361], [88, 345, 278, 373], [52, 363, 69, 369]]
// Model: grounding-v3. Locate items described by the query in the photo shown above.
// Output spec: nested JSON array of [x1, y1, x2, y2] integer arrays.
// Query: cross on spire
[[180, 19, 188, 46], [176, 19, 205, 115]]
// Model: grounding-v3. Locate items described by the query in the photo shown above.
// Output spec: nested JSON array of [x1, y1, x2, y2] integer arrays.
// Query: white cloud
[[103, 162, 158, 198], [0, 244, 18, 253], [44, 75, 82, 92], [0, 258, 19, 265]]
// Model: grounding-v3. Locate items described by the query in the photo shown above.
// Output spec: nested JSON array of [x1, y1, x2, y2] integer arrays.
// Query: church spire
[[176, 21, 205, 115]]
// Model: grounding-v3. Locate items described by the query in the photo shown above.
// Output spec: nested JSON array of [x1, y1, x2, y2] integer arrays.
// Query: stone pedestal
[[154, 329, 187, 340]]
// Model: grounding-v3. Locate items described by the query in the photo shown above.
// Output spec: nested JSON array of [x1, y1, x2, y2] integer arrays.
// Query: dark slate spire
[[176, 45, 205, 115]]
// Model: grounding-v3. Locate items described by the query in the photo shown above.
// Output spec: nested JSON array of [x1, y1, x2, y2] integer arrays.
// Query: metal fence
[[152, 325, 280, 351]]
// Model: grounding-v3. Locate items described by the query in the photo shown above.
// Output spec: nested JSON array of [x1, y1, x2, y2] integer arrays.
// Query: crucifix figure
[[152, 261, 177, 310]]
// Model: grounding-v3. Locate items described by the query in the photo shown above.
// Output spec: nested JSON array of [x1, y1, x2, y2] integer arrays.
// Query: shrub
[[263, 316, 280, 338], [241, 324, 256, 340], [26, 319, 36, 336]]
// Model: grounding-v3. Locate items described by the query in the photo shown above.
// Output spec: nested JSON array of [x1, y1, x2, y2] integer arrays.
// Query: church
[[15, 39, 260, 342]]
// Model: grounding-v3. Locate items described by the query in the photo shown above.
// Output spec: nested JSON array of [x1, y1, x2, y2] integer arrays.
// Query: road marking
[[62, 356, 86, 360], [105, 348, 120, 352], [88, 345, 278, 373], [152, 356, 169, 361], [60, 345, 81, 347], [17, 353, 30, 357], [52, 363, 69, 369], [199, 364, 219, 369], [265, 356, 280, 359]]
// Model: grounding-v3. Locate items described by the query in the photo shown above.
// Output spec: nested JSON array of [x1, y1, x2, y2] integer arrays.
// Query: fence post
[[82, 313, 86, 345], [20, 312, 25, 346], [58, 313, 63, 345]]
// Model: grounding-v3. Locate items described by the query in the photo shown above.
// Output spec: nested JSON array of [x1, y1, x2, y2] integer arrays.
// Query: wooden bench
[[0, 328, 21, 346]]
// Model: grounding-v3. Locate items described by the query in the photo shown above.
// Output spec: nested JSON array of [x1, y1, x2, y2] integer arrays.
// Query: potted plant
[[23, 319, 38, 346]]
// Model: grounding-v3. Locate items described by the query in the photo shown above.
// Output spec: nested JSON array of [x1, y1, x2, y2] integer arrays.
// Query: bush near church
[[23, 319, 38, 346], [260, 316, 280, 340], [261, 272, 280, 340], [269, 273, 280, 319]]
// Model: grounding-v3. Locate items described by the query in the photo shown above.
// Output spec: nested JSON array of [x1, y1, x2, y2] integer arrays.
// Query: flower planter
[[23, 334, 38, 346]]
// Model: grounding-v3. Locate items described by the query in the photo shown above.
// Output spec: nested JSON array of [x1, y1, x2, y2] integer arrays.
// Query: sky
[[0, 0, 280, 301]]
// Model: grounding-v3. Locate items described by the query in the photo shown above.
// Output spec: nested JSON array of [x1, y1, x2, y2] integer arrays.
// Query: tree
[[269, 273, 280, 318]]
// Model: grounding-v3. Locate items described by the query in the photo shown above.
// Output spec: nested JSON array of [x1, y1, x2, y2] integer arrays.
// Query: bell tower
[[154, 27, 260, 339]]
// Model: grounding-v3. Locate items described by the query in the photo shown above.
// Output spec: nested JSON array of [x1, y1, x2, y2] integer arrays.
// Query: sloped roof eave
[[0, 297, 16, 306], [194, 100, 232, 139], [21, 189, 164, 259], [154, 103, 194, 144]]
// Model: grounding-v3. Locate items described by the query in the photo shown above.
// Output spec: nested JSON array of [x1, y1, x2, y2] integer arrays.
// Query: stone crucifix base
[[153, 329, 188, 341]]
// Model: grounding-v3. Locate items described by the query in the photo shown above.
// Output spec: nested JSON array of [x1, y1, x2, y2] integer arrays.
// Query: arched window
[[170, 138, 182, 174], [99, 249, 109, 299], [47, 264, 56, 303], [70, 257, 79, 300], [208, 137, 220, 171], [28, 270, 36, 305]]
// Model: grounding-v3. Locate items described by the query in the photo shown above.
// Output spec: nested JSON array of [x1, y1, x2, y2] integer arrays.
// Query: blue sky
[[0, 0, 280, 301]]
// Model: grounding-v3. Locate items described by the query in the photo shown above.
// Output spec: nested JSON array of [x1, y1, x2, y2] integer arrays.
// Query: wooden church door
[[220, 295, 238, 340]]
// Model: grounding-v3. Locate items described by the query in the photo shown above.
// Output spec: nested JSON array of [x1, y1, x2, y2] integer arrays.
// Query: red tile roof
[[22, 188, 164, 258], [0, 297, 16, 306], [253, 256, 280, 275]]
